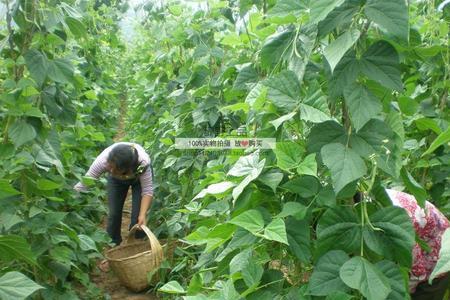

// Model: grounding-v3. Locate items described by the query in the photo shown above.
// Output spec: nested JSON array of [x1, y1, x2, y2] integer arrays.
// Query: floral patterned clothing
[[386, 189, 449, 292]]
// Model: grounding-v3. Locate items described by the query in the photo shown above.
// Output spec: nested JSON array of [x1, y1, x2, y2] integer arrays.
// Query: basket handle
[[127, 224, 164, 264]]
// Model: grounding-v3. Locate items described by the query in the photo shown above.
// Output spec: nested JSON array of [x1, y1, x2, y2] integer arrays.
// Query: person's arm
[[138, 195, 153, 226], [74, 147, 111, 192], [137, 165, 154, 226]]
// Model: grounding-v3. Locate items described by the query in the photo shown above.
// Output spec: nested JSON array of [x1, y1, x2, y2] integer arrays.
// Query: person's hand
[[137, 214, 146, 227]]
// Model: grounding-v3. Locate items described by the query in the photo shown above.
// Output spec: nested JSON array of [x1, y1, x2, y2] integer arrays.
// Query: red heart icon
[[241, 140, 249, 147]]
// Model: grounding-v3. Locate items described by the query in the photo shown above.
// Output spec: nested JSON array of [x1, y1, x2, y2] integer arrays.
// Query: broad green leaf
[[193, 181, 236, 200], [359, 41, 403, 91], [286, 218, 311, 263], [163, 156, 177, 169], [0, 212, 24, 231], [288, 25, 317, 82], [326, 292, 354, 300], [307, 121, 346, 153], [0, 144, 14, 159], [269, 0, 308, 17], [218, 279, 240, 300], [245, 83, 267, 109], [260, 30, 294, 69], [386, 111, 405, 143], [398, 96, 419, 116], [229, 248, 252, 274], [228, 152, 265, 200], [318, 0, 361, 37], [65, 17, 87, 38], [229, 209, 264, 234], [233, 64, 258, 90], [221, 103, 250, 114], [36, 179, 61, 191], [344, 83, 382, 131], [414, 45, 447, 58], [429, 228, 450, 283], [24, 49, 48, 86], [270, 111, 297, 130], [60, 3, 83, 18], [258, 170, 284, 193], [187, 65, 209, 90], [316, 206, 360, 256], [400, 168, 427, 208], [264, 70, 301, 111], [81, 176, 96, 187], [365, 0, 409, 41], [339, 256, 391, 300], [415, 118, 442, 135], [328, 51, 360, 96], [351, 119, 402, 177], [274, 141, 304, 170], [0, 235, 37, 265], [299, 103, 332, 123], [321, 143, 367, 193], [310, 0, 346, 23], [422, 127, 450, 156], [187, 273, 202, 295], [298, 85, 331, 124], [47, 58, 74, 83], [0, 180, 21, 199], [228, 152, 263, 177], [225, 228, 257, 251], [277, 202, 307, 220], [0, 272, 44, 300], [221, 32, 241, 46], [158, 281, 186, 294], [317, 186, 336, 207], [8, 121, 36, 148], [376, 260, 409, 299], [263, 218, 288, 244], [308, 250, 350, 296], [84, 90, 98, 100], [242, 258, 264, 288], [232, 174, 255, 201], [296, 153, 318, 177], [168, 4, 182, 16], [21, 86, 40, 97], [207, 223, 236, 250], [78, 234, 97, 251], [50, 246, 75, 264], [370, 206, 416, 268], [184, 227, 209, 245], [21, 106, 44, 118], [282, 176, 320, 198], [324, 29, 360, 72]]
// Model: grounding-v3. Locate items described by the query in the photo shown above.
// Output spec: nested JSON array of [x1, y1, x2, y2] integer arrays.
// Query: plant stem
[[2, 116, 13, 144], [360, 199, 364, 257]]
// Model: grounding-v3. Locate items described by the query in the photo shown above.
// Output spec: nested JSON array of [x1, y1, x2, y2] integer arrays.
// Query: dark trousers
[[106, 175, 145, 245], [412, 273, 450, 300]]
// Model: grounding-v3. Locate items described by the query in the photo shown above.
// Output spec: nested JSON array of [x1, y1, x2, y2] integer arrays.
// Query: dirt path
[[90, 95, 160, 300]]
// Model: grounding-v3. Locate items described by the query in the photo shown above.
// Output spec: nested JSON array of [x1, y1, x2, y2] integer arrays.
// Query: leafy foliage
[[0, 0, 126, 297], [123, 0, 449, 298], [1, 0, 449, 298]]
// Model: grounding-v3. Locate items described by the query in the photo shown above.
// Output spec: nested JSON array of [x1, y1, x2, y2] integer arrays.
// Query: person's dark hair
[[107, 144, 139, 174]]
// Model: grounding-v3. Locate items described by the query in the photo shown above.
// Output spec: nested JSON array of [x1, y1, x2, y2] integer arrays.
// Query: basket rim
[[105, 244, 155, 262], [104, 225, 164, 263]]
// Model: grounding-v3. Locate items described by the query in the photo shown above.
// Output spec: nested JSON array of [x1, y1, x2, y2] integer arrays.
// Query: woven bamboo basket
[[105, 224, 164, 292]]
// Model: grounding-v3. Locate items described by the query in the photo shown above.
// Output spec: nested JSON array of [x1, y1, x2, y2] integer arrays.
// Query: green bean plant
[[124, 0, 450, 299]]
